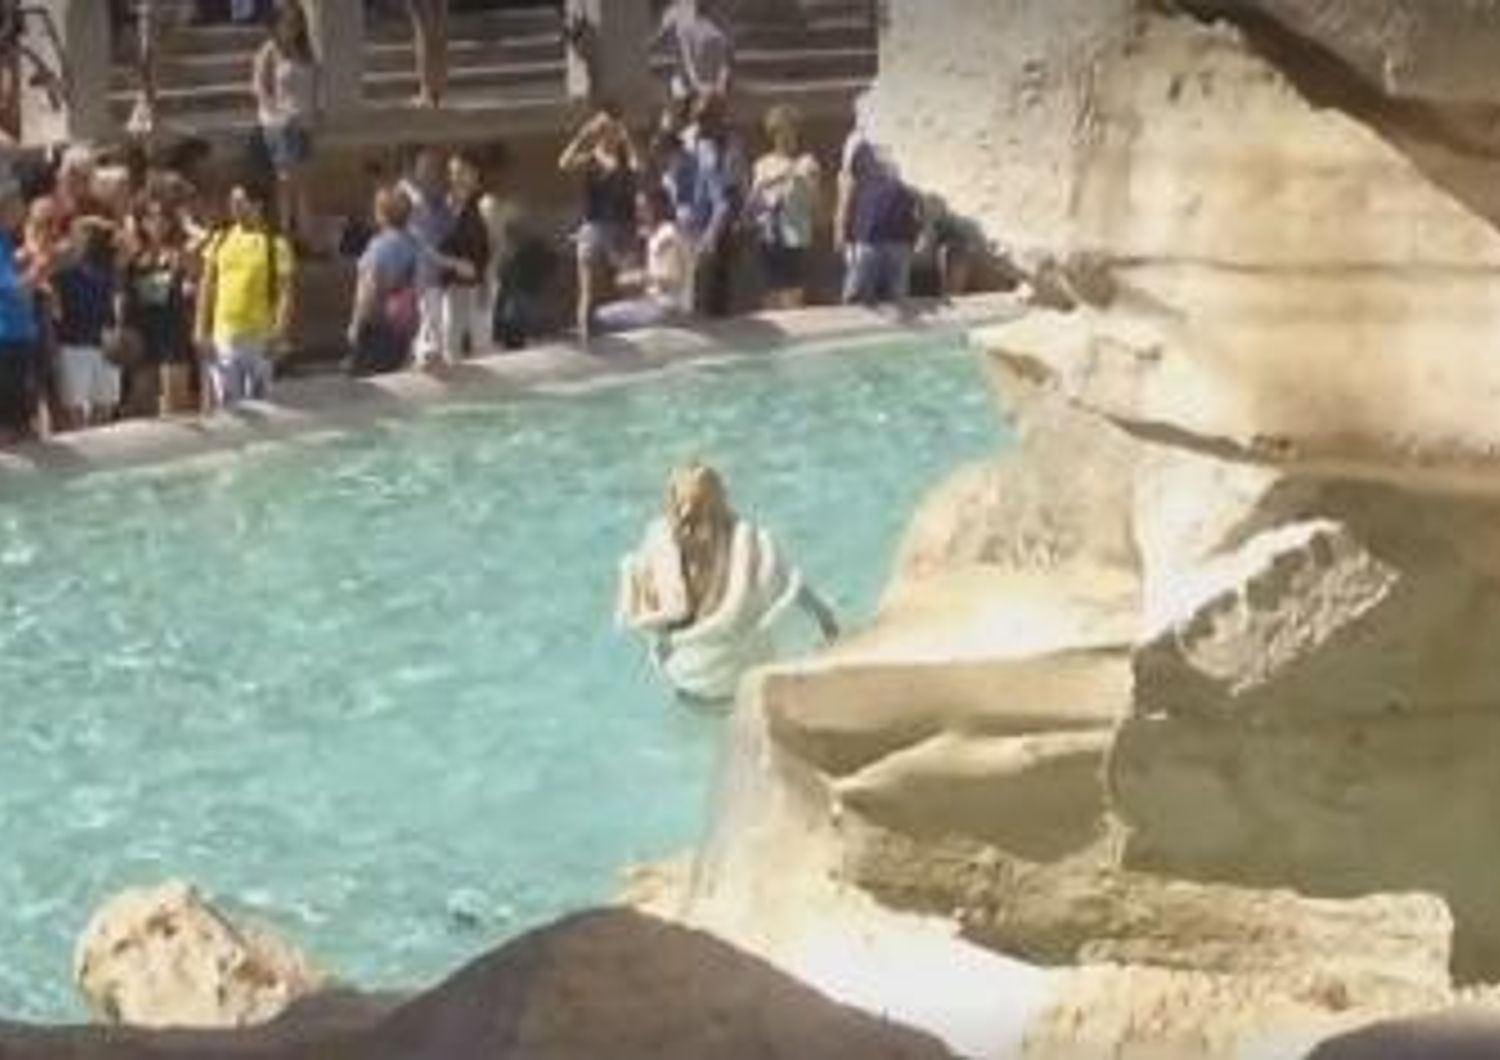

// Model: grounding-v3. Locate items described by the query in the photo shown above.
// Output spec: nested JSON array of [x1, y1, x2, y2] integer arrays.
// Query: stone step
[[113, 35, 871, 95], [111, 51, 873, 124], [162, 7, 560, 52], [111, 33, 566, 91], [142, 6, 871, 56], [649, 44, 877, 80], [119, 8, 872, 66], [121, 75, 868, 150], [109, 60, 568, 119]]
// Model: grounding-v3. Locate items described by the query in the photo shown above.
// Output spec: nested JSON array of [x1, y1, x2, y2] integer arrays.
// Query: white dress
[[617, 518, 805, 702]]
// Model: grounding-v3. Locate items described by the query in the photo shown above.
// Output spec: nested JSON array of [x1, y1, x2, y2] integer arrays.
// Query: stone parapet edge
[[0, 295, 1026, 484]]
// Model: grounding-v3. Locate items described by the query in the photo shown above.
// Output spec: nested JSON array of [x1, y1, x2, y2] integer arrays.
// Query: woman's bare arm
[[559, 116, 602, 172], [251, 40, 276, 114]]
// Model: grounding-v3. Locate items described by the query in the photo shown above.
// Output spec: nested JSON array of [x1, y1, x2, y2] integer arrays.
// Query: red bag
[[382, 284, 419, 338]]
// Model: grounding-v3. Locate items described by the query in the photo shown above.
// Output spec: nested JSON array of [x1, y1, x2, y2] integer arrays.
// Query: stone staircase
[[108, 2, 877, 135]]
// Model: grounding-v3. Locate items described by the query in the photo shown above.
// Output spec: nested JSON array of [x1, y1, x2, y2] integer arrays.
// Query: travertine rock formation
[[983, 293, 1500, 978], [74, 882, 329, 1029], [686, 0, 1500, 1054]]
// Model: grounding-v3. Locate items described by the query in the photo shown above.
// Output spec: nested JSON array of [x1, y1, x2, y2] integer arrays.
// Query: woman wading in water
[[617, 463, 839, 704]]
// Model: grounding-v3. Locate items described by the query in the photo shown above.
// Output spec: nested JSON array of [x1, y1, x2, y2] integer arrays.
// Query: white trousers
[[440, 284, 491, 362], [412, 286, 445, 368]]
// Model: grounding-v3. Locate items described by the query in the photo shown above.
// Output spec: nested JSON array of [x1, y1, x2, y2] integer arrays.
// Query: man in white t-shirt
[[652, 0, 733, 103]]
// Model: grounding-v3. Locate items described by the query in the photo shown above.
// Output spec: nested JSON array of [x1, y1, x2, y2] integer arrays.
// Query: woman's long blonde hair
[[666, 462, 737, 623]]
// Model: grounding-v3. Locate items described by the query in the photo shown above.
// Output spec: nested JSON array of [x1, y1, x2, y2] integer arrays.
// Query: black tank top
[[583, 158, 636, 227]]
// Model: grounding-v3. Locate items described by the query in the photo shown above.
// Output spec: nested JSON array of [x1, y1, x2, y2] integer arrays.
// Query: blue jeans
[[843, 243, 914, 306], [595, 297, 678, 333], [211, 338, 272, 407]]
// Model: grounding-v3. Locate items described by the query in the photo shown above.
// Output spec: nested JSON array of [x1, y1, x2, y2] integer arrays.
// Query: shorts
[[760, 243, 807, 292], [58, 345, 122, 413], [575, 221, 635, 267], [262, 121, 312, 172]]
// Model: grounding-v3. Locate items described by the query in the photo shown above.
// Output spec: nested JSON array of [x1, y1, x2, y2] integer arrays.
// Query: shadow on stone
[[0, 910, 956, 1060], [1305, 1010, 1500, 1060]]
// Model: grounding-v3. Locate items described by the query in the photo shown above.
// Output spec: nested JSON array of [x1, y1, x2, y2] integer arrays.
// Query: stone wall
[[866, 0, 1500, 266], [862, 0, 1134, 267]]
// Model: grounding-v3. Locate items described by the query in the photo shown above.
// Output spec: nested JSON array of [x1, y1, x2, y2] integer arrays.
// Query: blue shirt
[[358, 228, 420, 295], [400, 177, 453, 290], [846, 144, 919, 245], [0, 232, 37, 347], [661, 149, 698, 226], [686, 135, 747, 243]]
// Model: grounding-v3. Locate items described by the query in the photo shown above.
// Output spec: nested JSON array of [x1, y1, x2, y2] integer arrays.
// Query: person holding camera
[[559, 106, 642, 341]]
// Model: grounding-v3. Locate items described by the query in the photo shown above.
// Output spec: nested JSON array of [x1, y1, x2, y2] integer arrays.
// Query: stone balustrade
[[19, 0, 663, 147]]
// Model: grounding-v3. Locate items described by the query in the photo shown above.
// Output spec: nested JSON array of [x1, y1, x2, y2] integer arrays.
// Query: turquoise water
[[0, 338, 1000, 1019]]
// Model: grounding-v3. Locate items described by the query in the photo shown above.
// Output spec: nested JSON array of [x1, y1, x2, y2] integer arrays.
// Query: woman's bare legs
[[576, 249, 595, 341], [408, 0, 448, 107]]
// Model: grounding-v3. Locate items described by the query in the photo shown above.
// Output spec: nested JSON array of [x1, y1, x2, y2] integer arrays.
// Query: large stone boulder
[[851, 831, 1453, 1000], [74, 881, 330, 1029], [7, 910, 957, 1060], [1305, 1009, 1500, 1060], [982, 304, 1500, 978]]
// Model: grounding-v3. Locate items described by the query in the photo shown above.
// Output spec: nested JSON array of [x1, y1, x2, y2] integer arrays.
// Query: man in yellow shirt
[[194, 182, 296, 409]]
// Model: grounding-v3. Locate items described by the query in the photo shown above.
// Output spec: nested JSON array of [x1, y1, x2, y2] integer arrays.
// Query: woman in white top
[[595, 187, 696, 333], [252, 1, 322, 246], [617, 462, 840, 704], [749, 104, 821, 310]]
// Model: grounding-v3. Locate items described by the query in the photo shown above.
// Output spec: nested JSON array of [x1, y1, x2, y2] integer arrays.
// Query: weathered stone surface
[[836, 730, 1114, 862], [1132, 517, 1500, 724], [863, 0, 1135, 266], [892, 395, 1141, 588], [766, 566, 1136, 778], [1024, 962, 1442, 1060], [74, 881, 329, 1029], [1112, 709, 1500, 978], [1130, 443, 1301, 625], [851, 830, 1453, 1001]]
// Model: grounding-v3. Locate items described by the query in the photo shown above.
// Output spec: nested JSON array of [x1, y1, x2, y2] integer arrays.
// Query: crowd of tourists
[[0, 0, 983, 445]]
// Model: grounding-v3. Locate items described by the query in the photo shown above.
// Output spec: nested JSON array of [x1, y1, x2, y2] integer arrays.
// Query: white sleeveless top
[[257, 43, 318, 128]]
